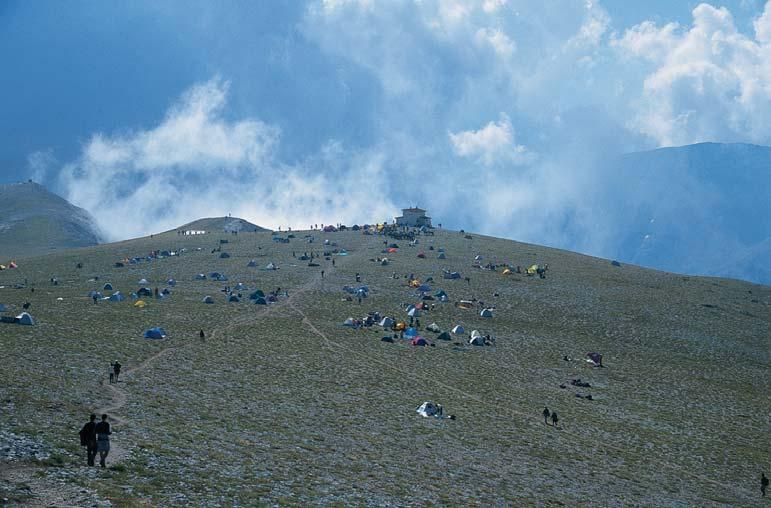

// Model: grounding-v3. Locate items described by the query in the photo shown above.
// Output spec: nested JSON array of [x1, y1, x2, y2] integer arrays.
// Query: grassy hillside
[[0, 182, 101, 259], [0, 227, 769, 506], [177, 217, 268, 233]]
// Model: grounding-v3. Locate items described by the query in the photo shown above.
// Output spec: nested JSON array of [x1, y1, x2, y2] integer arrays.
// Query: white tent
[[474, 255, 483, 261], [195, 273, 207, 280], [416, 401, 438, 418], [266, 262, 277, 270], [480, 308, 493, 318], [407, 307, 421, 317], [469, 335, 485, 345], [139, 278, 149, 284], [471, 330, 482, 338], [380, 258, 389, 266], [379, 317, 394, 328], [426, 322, 441, 332], [451, 325, 465, 334], [343, 317, 356, 327]]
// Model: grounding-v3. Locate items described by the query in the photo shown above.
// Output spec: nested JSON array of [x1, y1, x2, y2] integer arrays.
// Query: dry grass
[[1, 228, 769, 506]]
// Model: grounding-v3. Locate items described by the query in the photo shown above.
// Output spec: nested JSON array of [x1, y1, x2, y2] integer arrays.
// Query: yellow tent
[[527, 264, 539, 275], [394, 321, 407, 331], [502, 268, 511, 275], [458, 301, 473, 309], [0, 265, 5, 270], [376, 223, 385, 232], [134, 300, 146, 308], [409, 279, 421, 288]]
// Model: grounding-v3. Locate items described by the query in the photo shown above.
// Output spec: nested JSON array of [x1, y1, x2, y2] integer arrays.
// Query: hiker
[[355, 273, 361, 282], [357, 295, 362, 304], [762, 473, 769, 497], [113, 361, 121, 382], [332, 258, 335, 267], [321, 270, 325, 279], [79, 414, 98, 466], [551, 411, 559, 427], [200, 329, 205, 340], [542, 407, 550, 424], [465, 277, 471, 285], [93, 294, 98, 305], [95, 414, 111, 467], [108, 363, 115, 384]]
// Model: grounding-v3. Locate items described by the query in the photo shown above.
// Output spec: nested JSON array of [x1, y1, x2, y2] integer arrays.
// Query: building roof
[[403, 207, 425, 213]]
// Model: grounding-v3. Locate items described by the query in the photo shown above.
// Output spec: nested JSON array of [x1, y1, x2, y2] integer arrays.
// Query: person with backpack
[[200, 329, 205, 340], [79, 414, 97, 466], [762, 472, 769, 497], [542, 407, 550, 425], [95, 414, 111, 467], [551, 411, 559, 427], [112, 361, 121, 383]]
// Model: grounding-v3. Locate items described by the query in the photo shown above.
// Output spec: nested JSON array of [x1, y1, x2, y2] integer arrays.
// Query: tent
[[387, 247, 398, 253], [247, 260, 257, 267], [139, 278, 149, 284], [130, 293, 138, 300], [418, 284, 431, 292], [611, 260, 621, 267], [219, 252, 231, 259], [133, 300, 146, 308], [416, 402, 438, 418], [451, 325, 465, 334], [475, 255, 483, 261], [435, 290, 448, 299], [16, 312, 35, 325], [426, 322, 441, 332], [380, 258, 389, 266], [471, 330, 482, 339], [8, 262, 17, 269], [404, 327, 418, 338], [469, 335, 485, 346], [394, 321, 407, 331], [437, 252, 446, 259], [502, 268, 511, 275], [266, 262, 277, 270], [527, 264, 540, 275], [389, 243, 399, 248], [249, 290, 266, 300], [143, 327, 167, 339], [586, 352, 603, 366], [437, 331, 451, 341], [253, 297, 267, 305], [0, 303, 6, 312], [103, 283, 113, 291], [457, 301, 473, 310], [137, 287, 152, 297], [480, 308, 493, 317], [417, 252, 426, 258], [167, 279, 176, 286], [411, 337, 428, 346], [88, 291, 103, 299], [323, 225, 337, 232], [379, 317, 394, 328], [443, 271, 461, 279], [228, 295, 240, 302], [343, 317, 356, 327], [202, 295, 214, 304], [409, 279, 421, 288], [108, 292, 125, 302], [407, 307, 421, 317], [195, 273, 207, 280], [234, 283, 247, 291]]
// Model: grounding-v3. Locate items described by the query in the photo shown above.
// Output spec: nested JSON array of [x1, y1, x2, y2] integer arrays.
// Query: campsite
[[1, 223, 769, 506]]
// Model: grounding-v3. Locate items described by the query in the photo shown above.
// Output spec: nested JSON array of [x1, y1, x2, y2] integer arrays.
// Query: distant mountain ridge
[[602, 142, 771, 285], [0, 181, 102, 258]]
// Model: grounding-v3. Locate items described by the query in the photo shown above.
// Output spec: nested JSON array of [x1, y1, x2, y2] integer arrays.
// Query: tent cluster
[[0, 261, 18, 270]]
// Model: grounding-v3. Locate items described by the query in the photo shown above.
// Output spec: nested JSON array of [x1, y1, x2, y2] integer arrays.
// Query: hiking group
[[79, 414, 112, 467]]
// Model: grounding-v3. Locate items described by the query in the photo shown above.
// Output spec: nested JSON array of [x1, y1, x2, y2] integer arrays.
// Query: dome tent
[[143, 327, 167, 339]]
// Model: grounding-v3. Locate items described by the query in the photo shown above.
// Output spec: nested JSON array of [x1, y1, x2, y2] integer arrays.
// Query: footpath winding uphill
[[0, 226, 769, 506]]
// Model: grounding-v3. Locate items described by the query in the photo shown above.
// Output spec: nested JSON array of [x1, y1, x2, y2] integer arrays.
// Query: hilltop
[[176, 217, 268, 233], [0, 182, 101, 258], [0, 226, 768, 505]]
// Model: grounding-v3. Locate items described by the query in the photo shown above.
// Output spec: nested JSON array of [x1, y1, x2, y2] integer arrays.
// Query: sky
[[2, 0, 771, 252]]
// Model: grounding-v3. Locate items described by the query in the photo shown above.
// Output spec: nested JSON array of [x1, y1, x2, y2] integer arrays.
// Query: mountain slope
[[0, 226, 767, 505], [601, 142, 771, 284], [0, 181, 102, 258]]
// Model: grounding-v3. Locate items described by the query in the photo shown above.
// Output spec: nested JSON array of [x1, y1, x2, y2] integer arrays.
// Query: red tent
[[411, 337, 428, 346]]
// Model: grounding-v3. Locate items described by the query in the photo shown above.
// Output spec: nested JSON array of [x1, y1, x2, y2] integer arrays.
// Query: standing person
[[95, 414, 111, 467], [542, 407, 550, 424], [332, 258, 335, 267], [762, 473, 769, 497], [200, 329, 205, 340], [93, 293, 98, 305], [79, 414, 97, 466], [113, 361, 121, 383], [108, 363, 115, 384], [355, 273, 361, 282], [551, 411, 559, 427]]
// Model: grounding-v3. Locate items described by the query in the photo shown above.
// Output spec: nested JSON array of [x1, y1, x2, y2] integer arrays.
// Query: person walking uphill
[[95, 414, 111, 467], [79, 414, 97, 466], [550, 411, 559, 427], [542, 407, 550, 425], [112, 361, 121, 383], [762, 472, 769, 497]]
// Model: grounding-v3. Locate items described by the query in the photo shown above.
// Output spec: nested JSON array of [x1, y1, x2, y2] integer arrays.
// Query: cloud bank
[[59, 78, 398, 240]]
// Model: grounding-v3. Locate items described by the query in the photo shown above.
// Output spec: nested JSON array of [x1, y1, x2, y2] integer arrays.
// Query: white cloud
[[448, 113, 531, 165], [616, 1, 771, 145], [58, 78, 398, 240]]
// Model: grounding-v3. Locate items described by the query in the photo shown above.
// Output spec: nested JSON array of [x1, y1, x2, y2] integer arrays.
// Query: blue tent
[[108, 292, 125, 302], [143, 327, 167, 339], [418, 284, 431, 292], [88, 290, 103, 299], [167, 279, 176, 286], [249, 290, 265, 300], [103, 283, 113, 291], [202, 295, 214, 304], [228, 295, 240, 302], [404, 327, 418, 338], [219, 252, 231, 259], [195, 273, 207, 280], [0, 303, 6, 312], [254, 297, 267, 305]]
